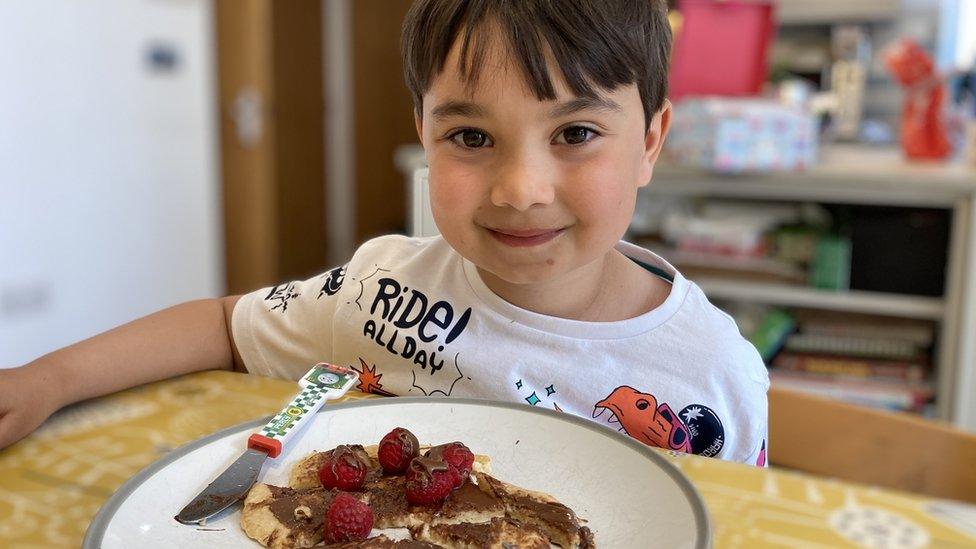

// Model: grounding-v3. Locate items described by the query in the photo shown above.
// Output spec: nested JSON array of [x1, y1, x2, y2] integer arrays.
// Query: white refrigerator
[[0, 0, 222, 367]]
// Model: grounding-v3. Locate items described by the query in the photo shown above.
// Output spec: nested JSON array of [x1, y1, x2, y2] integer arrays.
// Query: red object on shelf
[[882, 39, 952, 160], [669, 0, 776, 100]]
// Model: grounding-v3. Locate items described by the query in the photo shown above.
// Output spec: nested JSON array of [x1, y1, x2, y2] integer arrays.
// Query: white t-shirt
[[232, 235, 769, 465]]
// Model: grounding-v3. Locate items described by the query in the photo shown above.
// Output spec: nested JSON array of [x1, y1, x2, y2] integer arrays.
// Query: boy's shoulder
[[617, 242, 738, 327], [619, 241, 768, 387], [677, 285, 770, 387], [351, 234, 453, 265], [357, 233, 444, 251]]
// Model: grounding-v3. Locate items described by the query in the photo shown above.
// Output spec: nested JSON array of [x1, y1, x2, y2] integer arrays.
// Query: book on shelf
[[771, 352, 929, 382], [769, 370, 934, 412], [638, 238, 808, 284], [809, 233, 851, 291], [749, 308, 796, 362], [789, 310, 935, 347], [782, 333, 923, 361]]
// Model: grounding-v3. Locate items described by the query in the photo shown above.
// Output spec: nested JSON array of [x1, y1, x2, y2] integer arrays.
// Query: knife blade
[[175, 363, 359, 525], [174, 448, 267, 524]]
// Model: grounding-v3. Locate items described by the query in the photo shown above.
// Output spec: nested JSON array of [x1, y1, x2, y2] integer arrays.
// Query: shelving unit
[[776, 0, 900, 25], [693, 279, 945, 320], [646, 145, 976, 430]]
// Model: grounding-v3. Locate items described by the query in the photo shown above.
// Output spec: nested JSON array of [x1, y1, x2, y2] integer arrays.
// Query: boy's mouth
[[485, 227, 566, 248]]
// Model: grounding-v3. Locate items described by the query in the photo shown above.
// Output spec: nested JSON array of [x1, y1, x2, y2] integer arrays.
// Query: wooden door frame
[[215, 0, 327, 294]]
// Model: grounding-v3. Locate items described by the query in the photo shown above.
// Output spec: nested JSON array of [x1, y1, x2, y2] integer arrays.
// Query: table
[[2, 371, 974, 548]]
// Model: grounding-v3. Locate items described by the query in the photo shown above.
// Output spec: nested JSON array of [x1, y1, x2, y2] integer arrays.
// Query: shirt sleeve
[[745, 359, 770, 467], [721, 327, 771, 467], [738, 363, 770, 467], [231, 263, 348, 380], [742, 397, 770, 467], [748, 431, 769, 468]]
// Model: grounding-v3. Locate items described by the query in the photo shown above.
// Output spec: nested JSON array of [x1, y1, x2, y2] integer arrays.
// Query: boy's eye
[[555, 126, 598, 145], [450, 129, 492, 149]]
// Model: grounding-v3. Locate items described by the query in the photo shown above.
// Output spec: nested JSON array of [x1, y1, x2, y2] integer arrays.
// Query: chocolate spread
[[316, 535, 443, 548], [395, 430, 420, 458], [331, 445, 369, 469], [436, 479, 502, 515], [481, 474, 582, 543], [408, 456, 450, 486], [266, 485, 335, 535], [429, 521, 493, 546], [511, 494, 579, 534], [366, 476, 411, 520], [427, 517, 547, 547], [422, 444, 448, 461], [578, 526, 596, 548]]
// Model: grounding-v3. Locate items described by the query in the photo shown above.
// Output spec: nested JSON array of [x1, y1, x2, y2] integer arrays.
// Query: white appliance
[[0, 0, 222, 367], [396, 144, 436, 238]]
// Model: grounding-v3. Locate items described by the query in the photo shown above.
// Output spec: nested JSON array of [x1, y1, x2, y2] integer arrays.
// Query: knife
[[175, 362, 359, 525]]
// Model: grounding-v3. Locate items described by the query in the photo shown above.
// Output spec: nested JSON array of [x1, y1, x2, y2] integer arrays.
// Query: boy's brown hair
[[401, 0, 672, 131]]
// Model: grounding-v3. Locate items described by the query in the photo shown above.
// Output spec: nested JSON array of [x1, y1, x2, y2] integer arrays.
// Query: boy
[[0, 0, 768, 465]]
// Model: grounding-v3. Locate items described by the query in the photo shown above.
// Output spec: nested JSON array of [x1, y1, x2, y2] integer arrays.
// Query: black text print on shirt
[[359, 274, 471, 396]]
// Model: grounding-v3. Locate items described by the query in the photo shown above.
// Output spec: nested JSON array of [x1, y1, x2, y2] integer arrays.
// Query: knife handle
[[247, 363, 359, 458]]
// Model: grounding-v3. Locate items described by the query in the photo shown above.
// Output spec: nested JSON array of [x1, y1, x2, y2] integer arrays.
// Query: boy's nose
[[489, 159, 556, 211]]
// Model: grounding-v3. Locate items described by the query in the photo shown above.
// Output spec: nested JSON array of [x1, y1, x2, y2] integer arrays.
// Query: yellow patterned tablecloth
[[1, 370, 974, 548]]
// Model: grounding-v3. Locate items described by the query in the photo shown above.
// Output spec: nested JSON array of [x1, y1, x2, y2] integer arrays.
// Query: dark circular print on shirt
[[680, 404, 725, 457]]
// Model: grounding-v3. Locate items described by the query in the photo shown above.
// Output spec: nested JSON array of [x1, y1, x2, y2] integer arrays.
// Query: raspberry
[[425, 442, 475, 487], [405, 456, 455, 505], [378, 427, 420, 475], [324, 492, 373, 543], [318, 445, 369, 491]]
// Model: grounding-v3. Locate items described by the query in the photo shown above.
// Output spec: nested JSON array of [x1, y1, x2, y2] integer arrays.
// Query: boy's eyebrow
[[430, 96, 621, 121], [431, 100, 488, 120], [549, 97, 622, 118]]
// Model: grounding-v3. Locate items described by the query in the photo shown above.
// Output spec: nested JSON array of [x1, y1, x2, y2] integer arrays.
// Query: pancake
[[413, 517, 549, 549], [242, 440, 593, 548], [313, 535, 443, 548], [241, 483, 365, 549], [475, 473, 594, 549]]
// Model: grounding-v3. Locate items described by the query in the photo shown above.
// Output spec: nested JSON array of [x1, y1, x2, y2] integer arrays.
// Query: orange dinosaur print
[[593, 386, 693, 453]]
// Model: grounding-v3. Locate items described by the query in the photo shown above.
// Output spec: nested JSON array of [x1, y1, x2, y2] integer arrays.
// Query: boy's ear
[[637, 99, 672, 187]]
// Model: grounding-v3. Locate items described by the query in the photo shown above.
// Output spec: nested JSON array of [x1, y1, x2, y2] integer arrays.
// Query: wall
[[0, 0, 222, 367]]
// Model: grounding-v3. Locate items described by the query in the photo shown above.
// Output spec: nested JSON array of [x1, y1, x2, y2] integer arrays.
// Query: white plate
[[84, 398, 710, 548]]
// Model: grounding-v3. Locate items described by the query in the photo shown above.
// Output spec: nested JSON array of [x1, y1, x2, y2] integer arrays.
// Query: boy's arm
[[0, 295, 243, 450]]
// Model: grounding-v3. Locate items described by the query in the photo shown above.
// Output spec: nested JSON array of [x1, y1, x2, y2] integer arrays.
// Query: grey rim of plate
[[83, 397, 712, 549]]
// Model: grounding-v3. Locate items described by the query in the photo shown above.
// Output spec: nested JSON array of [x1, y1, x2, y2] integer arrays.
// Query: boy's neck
[[475, 250, 670, 322]]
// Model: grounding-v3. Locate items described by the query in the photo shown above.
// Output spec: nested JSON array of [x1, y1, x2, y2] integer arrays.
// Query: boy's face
[[416, 35, 670, 287]]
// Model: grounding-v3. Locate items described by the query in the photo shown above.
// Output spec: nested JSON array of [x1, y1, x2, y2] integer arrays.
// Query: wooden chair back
[[769, 386, 976, 504]]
